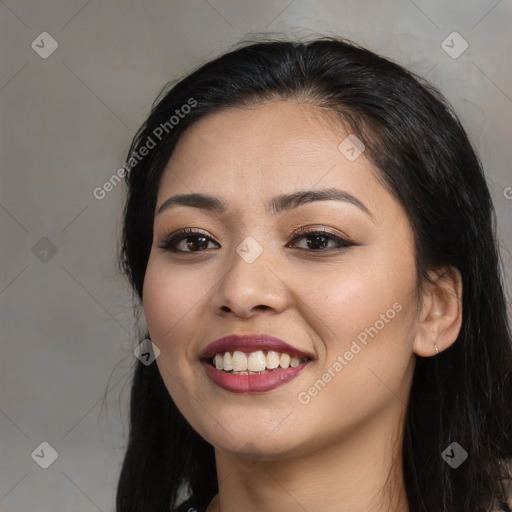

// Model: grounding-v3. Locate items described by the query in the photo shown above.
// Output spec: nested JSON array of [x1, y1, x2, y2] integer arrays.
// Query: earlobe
[[413, 266, 463, 357]]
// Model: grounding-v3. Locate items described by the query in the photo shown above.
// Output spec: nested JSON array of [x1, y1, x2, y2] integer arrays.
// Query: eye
[[287, 226, 355, 252], [158, 228, 219, 253], [158, 226, 355, 254]]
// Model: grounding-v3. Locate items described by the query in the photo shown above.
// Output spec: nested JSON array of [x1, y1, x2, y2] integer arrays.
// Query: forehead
[[173, 101, 347, 158], [154, 100, 411, 232]]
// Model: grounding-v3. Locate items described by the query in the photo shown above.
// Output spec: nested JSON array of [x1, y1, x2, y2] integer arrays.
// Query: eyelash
[[158, 226, 355, 254]]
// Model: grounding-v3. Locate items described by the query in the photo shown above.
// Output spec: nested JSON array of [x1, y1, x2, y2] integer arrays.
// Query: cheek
[[292, 269, 416, 433], [142, 256, 208, 363], [292, 255, 419, 416], [294, 259, 414, 348], [141, 256, 211, 425]]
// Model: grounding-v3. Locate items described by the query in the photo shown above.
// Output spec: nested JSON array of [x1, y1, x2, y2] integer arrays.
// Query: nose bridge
[[225, 233, 274, 288], [210, 232, 287, 315]]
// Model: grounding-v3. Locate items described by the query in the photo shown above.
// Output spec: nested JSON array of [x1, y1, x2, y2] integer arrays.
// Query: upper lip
[[200, 334, 315, 360]]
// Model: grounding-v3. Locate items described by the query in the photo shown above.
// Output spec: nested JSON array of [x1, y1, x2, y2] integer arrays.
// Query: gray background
[[1, 1, 511, 511]]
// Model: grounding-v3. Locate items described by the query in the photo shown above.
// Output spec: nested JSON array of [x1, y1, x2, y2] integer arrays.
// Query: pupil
[[188, 236, 208, 251], [307, 235, 328, 249]]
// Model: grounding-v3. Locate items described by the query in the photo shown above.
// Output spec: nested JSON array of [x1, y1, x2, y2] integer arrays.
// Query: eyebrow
[[156, 187, 374, 220]]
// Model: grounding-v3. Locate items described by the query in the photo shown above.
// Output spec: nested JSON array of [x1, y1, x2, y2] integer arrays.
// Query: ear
[[413, 266, 463, 357]]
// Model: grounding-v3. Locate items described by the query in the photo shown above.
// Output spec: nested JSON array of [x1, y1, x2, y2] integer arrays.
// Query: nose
[[209, 237, 289, 319]]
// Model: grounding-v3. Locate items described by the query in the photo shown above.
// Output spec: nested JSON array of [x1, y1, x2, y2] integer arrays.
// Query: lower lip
[[202, 360, 310, 393]]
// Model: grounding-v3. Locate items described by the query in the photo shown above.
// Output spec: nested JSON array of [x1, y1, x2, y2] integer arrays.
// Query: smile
[[203, 350, 311, 393], [211, 350, 310, 373]]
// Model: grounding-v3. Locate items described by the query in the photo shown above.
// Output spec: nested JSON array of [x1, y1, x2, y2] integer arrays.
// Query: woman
[[116, 37, 512, 511]]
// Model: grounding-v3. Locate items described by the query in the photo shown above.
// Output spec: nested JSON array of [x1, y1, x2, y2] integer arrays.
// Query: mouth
[[200, 333, 315, 361], [201, 349, 312, 393], [204, 349, 312, 374], [200, 334, 315, 393]]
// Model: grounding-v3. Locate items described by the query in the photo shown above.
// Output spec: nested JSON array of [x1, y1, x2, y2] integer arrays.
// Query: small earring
[[435, 344, 439, 354]]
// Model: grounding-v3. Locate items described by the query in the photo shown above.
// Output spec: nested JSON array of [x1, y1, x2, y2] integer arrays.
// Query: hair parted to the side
[[116, 36, 512, 512]]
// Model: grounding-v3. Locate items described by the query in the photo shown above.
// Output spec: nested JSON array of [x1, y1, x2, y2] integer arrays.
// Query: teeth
[[211, 350, 309, 372], [232, 369, 268, 375], [232, 351, 248, 371], [223, 352, 233, 371], [214, 353, 223, 370], [266, 350, 280, 369], [247, 351, 266, 371]]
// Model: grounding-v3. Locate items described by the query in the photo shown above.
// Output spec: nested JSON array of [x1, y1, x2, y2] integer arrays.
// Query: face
[[142, 100, 420, 461]]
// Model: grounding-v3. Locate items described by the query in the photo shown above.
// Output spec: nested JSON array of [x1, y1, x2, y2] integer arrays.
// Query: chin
[[203, 421, 308, 461]]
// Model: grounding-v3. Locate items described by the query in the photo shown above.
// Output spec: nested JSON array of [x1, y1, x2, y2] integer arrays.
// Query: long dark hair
[[116, 37, 512, 511]]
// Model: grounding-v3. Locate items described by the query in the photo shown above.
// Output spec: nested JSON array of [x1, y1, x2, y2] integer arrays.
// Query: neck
[[207, 401, 410, 512]]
